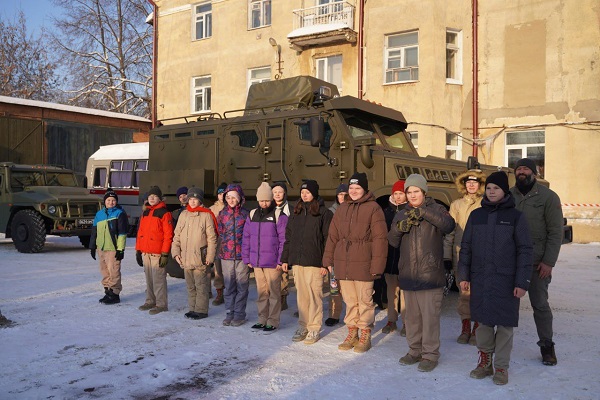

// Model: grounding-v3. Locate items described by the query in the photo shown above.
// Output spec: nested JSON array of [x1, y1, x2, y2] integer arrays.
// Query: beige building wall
[[153, 0, 599, 241]]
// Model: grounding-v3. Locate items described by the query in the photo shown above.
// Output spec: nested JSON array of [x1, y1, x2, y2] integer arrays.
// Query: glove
[[444, 259, 453, 272], [136, 251, 143, 267], [397, 218, 412, 233], [159, 253, 169, 268], [90, 248, 96, 260], [407, 208, 424, 221], [115, 250, 125, 261]]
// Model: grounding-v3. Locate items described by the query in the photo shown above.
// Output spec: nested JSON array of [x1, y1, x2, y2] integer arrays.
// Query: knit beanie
[[404, 174, 428, 193], [217, 182, 228, 194], [301, 180, 319, 199], [515, 158, 538, 175], [256, 182, 274, 201], [485, 171, 510, 194], [271, 181, 288, 193], [176, 186, 188, 197], [336, 183, 349, 195], [349, 172, 368, 192], [187, 187, 204, 202], [392, 180, 405, 194], [147, 186, 162, 198], [104, 190, 118, 202]]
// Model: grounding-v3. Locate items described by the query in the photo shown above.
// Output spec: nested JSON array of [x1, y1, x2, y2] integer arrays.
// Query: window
[[133, 160, 147, 188], [194, 2, 212, 40], [385, 31, 419, 83], [298, 121, 333, 147], [249, 0, 271, 29], [231, 129, 259, 148], [446, 29, 462, 84], [109, 161, 134, 188], [446, 133, 462, 160], [93, 168, 107, 187], [506, 130, 545, 177], [192, 75, 211, 113], [408, 131, 418, 149], [318, 0, 344, 15], [316, 55, 343, 94], [248, 67, 271, 90]]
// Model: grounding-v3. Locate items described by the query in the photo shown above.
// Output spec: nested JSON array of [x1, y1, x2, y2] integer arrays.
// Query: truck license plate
[[77, 219, 94, 226]]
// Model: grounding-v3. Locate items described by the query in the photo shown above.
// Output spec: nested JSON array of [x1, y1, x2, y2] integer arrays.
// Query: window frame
[[445, 132, 462, 160], [408, 131, 418, 150], [384, 31, 419, 84], [248, 0, 271, 29], [315, 54, 343, 94], [446, 29, 462, 84], [505, 130, 546, 177], [193, 2, 212, 41], [191, 75, 212, 114], [247, 66, 271, 92]]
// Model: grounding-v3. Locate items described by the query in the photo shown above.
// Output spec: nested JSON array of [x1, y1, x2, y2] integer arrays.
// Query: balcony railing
[[292, 2, 355, 30]]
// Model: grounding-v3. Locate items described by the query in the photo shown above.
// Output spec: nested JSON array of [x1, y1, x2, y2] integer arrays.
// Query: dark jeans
[[528, 266, 553, 346]]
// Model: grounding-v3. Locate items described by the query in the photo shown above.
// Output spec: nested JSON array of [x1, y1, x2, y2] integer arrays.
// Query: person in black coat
[[457, 171, 533, 385]]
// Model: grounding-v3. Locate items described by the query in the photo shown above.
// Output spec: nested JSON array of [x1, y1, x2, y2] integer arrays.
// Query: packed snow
[[1, 236, 599, 400]]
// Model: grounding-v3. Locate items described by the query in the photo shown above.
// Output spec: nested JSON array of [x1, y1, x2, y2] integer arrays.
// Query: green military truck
[[141, 76, 501, 208], [0, 162, 102, 253]]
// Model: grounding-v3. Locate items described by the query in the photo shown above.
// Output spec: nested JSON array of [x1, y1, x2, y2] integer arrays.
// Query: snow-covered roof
[[287, 23, 350, 38], [0, 95, 150, 123], [88, 142, 149, 161]]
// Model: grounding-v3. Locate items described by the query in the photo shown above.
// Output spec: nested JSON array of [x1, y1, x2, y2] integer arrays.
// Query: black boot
[[103, 289, 120, 305], [541, 343, 557, 366], [99, 288, 110, 303]]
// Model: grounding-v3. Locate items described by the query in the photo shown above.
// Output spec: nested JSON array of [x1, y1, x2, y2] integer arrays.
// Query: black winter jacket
[[384, 198, 405, 275], [388, 197, 455, 291], [457, 194, 533, 327], [280, 198, 333, 268]]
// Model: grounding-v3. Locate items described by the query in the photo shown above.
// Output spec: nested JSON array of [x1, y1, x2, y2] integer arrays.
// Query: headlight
[[48, 205, 57, 214]]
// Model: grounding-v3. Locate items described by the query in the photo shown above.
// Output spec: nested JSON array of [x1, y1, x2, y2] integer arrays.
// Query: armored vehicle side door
[[223, 123, 263, 192]]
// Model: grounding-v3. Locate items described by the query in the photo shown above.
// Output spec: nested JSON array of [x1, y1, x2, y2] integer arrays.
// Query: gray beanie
[[515, 158, 538, 175], [187, 187, 204, 202], [405, 174, 428, 193]]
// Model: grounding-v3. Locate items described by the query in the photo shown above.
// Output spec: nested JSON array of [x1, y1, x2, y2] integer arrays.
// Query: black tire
[[11, 210, 46, 253], [78, 235, 91, 248]]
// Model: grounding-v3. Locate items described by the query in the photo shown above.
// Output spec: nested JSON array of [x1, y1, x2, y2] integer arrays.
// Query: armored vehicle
[[0, 162, 102, 253], [141, 76, 501, 208]]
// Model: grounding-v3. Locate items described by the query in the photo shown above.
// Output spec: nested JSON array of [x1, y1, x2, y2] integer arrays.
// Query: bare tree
[[51, 0, 153, 117], [0, 12, 59, 100]]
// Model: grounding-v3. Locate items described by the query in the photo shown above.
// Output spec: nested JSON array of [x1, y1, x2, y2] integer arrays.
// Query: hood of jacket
[[455, 169, 486, 197], [224, 184, 246, 210]]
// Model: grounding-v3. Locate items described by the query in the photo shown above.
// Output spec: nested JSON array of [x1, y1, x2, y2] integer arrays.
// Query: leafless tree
[[0, 12, 60, 100], [51, 0, 153, 117]]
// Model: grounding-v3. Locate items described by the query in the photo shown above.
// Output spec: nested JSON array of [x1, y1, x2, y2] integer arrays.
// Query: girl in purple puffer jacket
[[242, 182, 288, 333]]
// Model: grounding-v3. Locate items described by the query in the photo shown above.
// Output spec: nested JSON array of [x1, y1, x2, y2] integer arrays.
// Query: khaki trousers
[[281, 270, 290, 296], [98, 249, 122, 294], [339, 280, 375, 329], [294, 266, 323, 332], [184, 265, 211, 314], [142, 253, 168, 309], [254, 267, 282, 327], [476, 324, 514, 370], [404, 288, 444, 362], [326, 271, 343, 319], [384, 273, 405, 323]]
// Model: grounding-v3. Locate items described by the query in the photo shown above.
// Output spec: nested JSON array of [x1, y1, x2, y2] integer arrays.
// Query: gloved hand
[[136, 250, 143, 267], [407, 207, 424, 221], [115, 250, 125, 261], [397, 218, 412, 233], [90, 248, 96, 260], [444, 259, 453, 272], [159, 253, 169, 268]]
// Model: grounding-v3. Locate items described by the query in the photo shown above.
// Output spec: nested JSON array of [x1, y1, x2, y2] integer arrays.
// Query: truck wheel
[[11, 210, 46, 253], [78, 235, 91, 248]]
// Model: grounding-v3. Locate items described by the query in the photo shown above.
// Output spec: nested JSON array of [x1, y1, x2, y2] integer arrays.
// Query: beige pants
[[339, 280, 375, 329], [404, 288, 444, 362], [142, 253, 168, 309], [254, 267, 282, 327], [184, 265, 211, 314], [294, 266, 323, 332], [281, 270, 289, 296], [98, 249, 122, 294], [476, 324, 514, 370], [384, 273, 405, 323]]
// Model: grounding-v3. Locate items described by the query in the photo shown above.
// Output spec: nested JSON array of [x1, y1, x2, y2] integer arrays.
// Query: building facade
[[151, 0, 600, 241]]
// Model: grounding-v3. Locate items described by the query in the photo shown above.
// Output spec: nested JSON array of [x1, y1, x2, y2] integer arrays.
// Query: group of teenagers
[[89, 157, 563, 386]]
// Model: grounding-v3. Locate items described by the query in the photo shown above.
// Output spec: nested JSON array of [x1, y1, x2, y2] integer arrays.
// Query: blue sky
[[2, 0, 62, 34]]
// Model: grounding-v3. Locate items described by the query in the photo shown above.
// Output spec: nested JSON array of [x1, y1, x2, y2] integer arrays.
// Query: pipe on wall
[[472, 0, 478, 157], [358, 0, 365, 99], [147, 0, 158, 129]]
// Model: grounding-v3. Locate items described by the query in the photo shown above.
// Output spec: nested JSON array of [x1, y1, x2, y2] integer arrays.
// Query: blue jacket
[[90, 205, 128, 251], [242, 204, 288, 268]]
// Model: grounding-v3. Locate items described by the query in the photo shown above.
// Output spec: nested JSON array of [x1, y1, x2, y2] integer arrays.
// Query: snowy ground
[[1, 236, 599, 400]]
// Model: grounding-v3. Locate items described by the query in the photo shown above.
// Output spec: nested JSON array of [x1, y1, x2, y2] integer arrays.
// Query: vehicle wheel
[[166, 256, 184, 279], [11, 210, 46, 253], [78, 235, 91, 248]]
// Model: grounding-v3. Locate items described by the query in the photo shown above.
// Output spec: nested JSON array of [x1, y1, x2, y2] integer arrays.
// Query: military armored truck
[[141, 76, 502, 208], [0, 162, 102, 253]]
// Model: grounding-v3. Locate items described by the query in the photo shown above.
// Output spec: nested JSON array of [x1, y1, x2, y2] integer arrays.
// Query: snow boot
[[281, 295, 288, 311], [102, 289, 120, 305], [457, 319, 471, 344], [382, 321, 397, 334], [470, 351, 493, 379], [325, 317, 339, 326], [212, 288, 224, 306], [338, 326, 359, 351], [353, 328, 372, 353], [400, 324, 406, 337], [493, 368, 508, 385], [468, 321, 479, 345], [99, 287, 110, 303], [541, 343, 557, 366]]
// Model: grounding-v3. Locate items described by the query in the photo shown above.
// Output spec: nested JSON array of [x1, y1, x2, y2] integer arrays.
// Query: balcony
[[287, 2, 357, 52]]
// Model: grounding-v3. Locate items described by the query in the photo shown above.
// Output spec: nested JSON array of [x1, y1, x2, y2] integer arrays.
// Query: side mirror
[[467, 156, 481, 170], [309, 117, 325, 147]]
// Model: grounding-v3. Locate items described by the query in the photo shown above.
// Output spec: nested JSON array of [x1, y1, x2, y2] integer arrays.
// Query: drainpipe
[[358, 0, 365, 99], [472, 0, 478, 157], [147, 0, 158, 128]]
